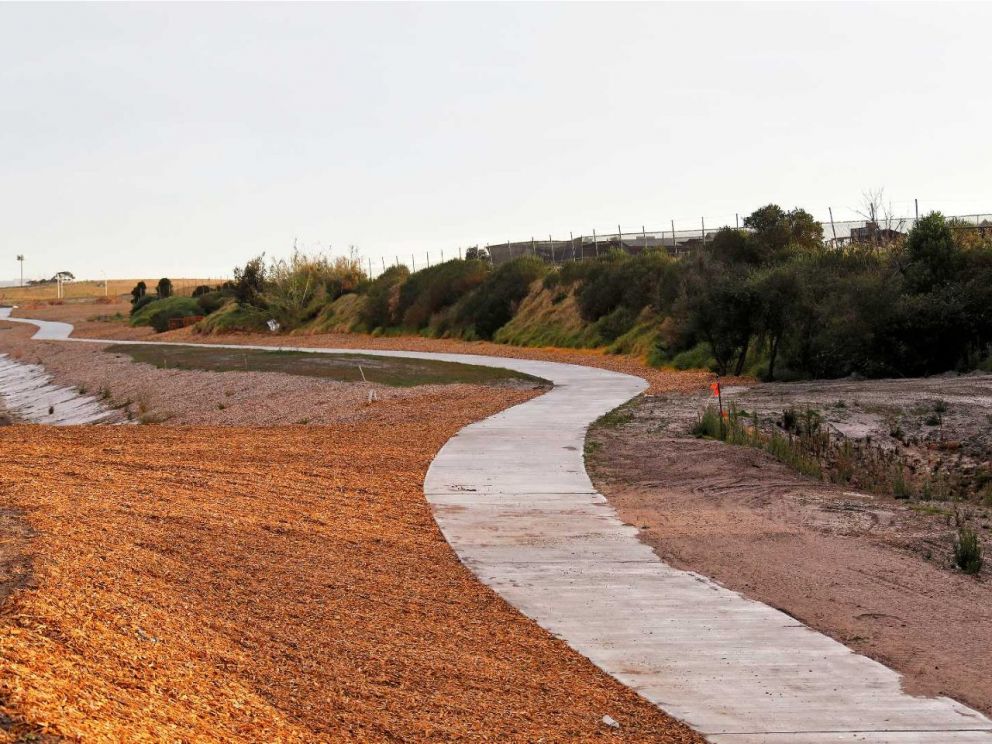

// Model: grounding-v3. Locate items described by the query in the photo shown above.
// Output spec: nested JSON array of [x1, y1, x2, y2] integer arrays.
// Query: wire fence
[[477, 213, 992, 267]]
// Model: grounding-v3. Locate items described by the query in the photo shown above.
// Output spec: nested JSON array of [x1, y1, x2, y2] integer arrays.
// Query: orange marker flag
[[710, 381, 721, 397]]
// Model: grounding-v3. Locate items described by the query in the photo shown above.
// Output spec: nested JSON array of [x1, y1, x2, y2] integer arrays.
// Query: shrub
[[954, 525, 983, 574], [130, 294, 156, 316], [263, 251, 366, 329], [156, 278, 172, 299], [396, 259, 489, 330], [455, 256, 546, 339], [129, 296, 200, 333], [194, 302, 270, 334], [192, 284, 213, 297], [196, 290, 228, 315], [359, 265, 410, 331]]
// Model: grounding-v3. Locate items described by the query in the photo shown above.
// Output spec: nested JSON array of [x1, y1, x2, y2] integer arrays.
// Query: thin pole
[[735, 213, 739, 229], [571, 231, 577, 261], [427, 252, 430, 268], [671, 220, 676, 255], [701, 217, 706, 245], [412, 255, 416, 271], [531, 237, 535, 255], [441, 249, 444, 262], [459, 246, 462, 260], [828, 207, 838, 247], [549, 234, 554, 263], [642, 225, 647, 251], [368, 257, 372, 278], [617, 224, 622, 251], [593, 229, 599, 256], [915, 198, 919, 224], [381, 257, 386, 272]]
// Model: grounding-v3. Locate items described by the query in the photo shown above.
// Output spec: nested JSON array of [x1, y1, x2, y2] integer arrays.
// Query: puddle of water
[[0, 354, 120, 425]]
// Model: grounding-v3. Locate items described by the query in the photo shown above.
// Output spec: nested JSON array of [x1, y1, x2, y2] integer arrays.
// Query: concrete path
[[3, 307, 991, 742]]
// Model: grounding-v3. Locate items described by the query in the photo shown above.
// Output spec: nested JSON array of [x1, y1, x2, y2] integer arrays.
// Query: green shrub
[[130, 294, 156, 316], [396, 259, 489, 330], [954, 525, 983, 574], [194, 302, 270, 334], [156, 278, 173, 298], [196, 290, 228, 315], [359, 265, 410, 331], [666, 342, 716, 371], [455, 256, 546, 339], [263, 251, 366, 329], [130, 296, 200, 333]]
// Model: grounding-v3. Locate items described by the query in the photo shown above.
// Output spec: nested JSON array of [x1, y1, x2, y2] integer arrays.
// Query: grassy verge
[[106, 344, 548, 388]]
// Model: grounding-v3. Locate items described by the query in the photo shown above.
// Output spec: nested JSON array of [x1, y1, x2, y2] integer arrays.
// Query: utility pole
[[828, 207, 838, 248], [16, 255, 24, 287]]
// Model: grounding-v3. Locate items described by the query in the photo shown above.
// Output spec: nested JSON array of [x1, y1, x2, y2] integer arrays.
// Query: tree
[[130, 281, 147, 305], [232, 255, 267, 306], [743, 204, 823, 261], [904, 212, 963, 292], [465, 246, 490, 262], [192, 284, 212, 297], [156, 277, 173, 298], [52, 271, 75, 282]]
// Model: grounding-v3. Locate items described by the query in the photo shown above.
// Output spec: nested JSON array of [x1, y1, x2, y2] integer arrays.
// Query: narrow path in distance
[[4, 307, 991, 743]]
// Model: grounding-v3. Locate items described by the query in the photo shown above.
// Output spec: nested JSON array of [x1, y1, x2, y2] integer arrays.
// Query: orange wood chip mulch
[[0, 388, 702, 742]]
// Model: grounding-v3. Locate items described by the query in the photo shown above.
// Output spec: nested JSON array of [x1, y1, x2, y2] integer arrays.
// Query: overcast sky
[[2, 2, 990, 281]]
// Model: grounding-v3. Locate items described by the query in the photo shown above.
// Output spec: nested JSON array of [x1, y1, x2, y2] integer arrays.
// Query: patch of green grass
[[595, 402, 637, 429], [105, 344, 548, 388], [954, 525, 983, 574]]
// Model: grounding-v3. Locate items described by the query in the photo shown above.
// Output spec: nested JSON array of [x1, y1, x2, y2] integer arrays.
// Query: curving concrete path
[[3, 307, 991, 742]]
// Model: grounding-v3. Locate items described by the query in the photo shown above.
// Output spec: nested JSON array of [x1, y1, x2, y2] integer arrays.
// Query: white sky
[[2, 2, 990, 281]]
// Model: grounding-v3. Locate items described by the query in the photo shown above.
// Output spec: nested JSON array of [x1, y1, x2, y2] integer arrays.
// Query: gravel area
[[0, 320, 540, 426]]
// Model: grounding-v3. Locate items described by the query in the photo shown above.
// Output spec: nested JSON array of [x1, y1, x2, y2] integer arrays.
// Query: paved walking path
[[4, 307, 991, 742]]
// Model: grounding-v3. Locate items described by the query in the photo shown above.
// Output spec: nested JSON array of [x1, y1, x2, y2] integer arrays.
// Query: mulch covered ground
[[0, 402, 701, 741]]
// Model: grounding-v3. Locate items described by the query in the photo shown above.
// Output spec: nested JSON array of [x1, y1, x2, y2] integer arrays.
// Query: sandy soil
[[0, 321, 539, 426], [0, 421, 700, 743], [588, 393, 992, 717]]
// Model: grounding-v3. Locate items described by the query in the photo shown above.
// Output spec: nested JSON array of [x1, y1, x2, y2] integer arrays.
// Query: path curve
[[3, 308, 991, 742]]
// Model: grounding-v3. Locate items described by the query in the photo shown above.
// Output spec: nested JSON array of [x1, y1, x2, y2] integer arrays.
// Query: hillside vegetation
[[135, 206, 992, 381]]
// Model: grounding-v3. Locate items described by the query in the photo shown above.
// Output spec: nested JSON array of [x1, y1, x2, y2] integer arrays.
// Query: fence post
[[549, 234, 555, 263], [531, 237, 535, 255], [593, 229, 599, 256], [642, 225, 647, 251], [671, 220, 676, 255], [701, 217, 705, 245], [828, 207, 838, 248], [617, 224, 622, 252], [571, 231, 577, 261]]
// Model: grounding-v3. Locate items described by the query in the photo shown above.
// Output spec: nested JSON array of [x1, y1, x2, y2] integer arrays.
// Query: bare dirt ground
[[0, 422, 701, 742], [588, 382, 992, 717]]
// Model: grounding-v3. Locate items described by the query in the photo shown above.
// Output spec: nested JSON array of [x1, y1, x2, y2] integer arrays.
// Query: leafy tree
[[465, 246, 490, 262], [156, 277, 172, 299], [904, 212, 964, 292], [232, 255, 268, 307], [130, 281, 147, 305]]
